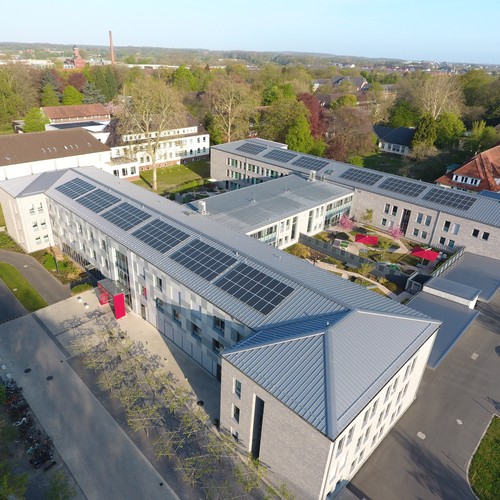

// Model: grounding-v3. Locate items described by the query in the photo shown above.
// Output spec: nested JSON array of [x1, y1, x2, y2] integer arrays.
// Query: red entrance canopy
[[410, 247, 439, 262], [355, 234, 379, 246]]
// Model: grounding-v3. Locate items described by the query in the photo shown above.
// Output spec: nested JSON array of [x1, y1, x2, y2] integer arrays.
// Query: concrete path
[[349, 293, 500, 499], [0, 278, 26, 323], [0, 249, 71, 305], [0, 308, 178, 500]]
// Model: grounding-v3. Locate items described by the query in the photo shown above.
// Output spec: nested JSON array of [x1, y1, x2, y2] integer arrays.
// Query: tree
[[413, 75, 463, 120], [41, 83, 60, 106], [297, 93, 325, 138], [172, 65, 197, 92], [118, 75, 185, 191], [331, 94, 357, 109], [388, 99, 420, 128], [434, 112, 466, 149], [62, 85, 84, 105], [23, 107, 49, 132], [460, 70, 492, 107], [260, 99, 309, 144], [67, 72, 87, 91], [338, 213, 354, 231], [388, 225, 404, 240], [412, 114, 437, 148], [285, 114, 314, 153], [82, 82, 106, 104], [0, 68, 24, 127], [205, 74, 256, 143], [464, 120, 500, 156], [356, 262, 375, 278], [45, 470, 76, 500]]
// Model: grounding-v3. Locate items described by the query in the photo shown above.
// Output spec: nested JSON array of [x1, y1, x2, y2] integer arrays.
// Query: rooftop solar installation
[[339, 168, 384, 186], [235, 143, 267, 155], [291, 156, 329, 171], [263, 149, 298, 163], [101, 202, 151, 231], [170, 240, 237, 281], [76, 189, 120, 213], [131, 219, 189, 253], [378, 177, 427, 197], [214, 263, 295, 315], [422, 188, 477, 211], [55, 178, 95, 199]]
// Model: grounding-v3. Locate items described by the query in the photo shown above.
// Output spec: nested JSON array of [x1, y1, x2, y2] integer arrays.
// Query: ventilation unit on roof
[[198, 200, 207, 215], [308, 170, 316, 182]]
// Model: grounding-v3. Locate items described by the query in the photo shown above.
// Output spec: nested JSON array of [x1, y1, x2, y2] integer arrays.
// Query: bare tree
[[118, 75, 185, 191], [413, 75, 463, 120], [205, 74, 256, 143]]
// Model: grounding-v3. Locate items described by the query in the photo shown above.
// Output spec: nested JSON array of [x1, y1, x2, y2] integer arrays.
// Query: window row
[[472, 228, 489, 241]]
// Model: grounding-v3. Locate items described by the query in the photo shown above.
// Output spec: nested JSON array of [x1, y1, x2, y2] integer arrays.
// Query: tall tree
[[23, 107, 49, 132], [464, 120, 500, 156], [412, 114, 437, 148], [82, 82, 106, 104], [0, 68, 24, 128], [118, 75, 185, 191], [297, 93, 325, 138], [388, 99, 420, 128], [435, 112, 466, 149], [413, 75, 463, 120], [259, 99, 309, 144], [41, 83, 60, 106], [62, 85, 84, 105], [331, 94, 357, 109], [172, 65, 197, 92], [285, 114, 314, 153], [205, 74, 256, 143]]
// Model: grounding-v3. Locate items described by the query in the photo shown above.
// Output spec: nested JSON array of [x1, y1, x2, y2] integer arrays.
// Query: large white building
[[0, 166, 441, 498]]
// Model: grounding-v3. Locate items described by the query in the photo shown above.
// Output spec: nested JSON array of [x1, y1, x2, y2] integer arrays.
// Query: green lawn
[[0, 203, 5, 227], [0, 262, 48, 311], [469, 417, 500, 500], [133, 160, 211, 195]]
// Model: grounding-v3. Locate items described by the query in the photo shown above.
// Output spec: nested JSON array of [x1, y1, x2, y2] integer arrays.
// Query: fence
[[431, 246, 466, 277], [298, 234, 409, 287]]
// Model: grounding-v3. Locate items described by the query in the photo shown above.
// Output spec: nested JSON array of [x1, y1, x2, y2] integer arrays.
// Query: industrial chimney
[[109, 30, 115, 65]]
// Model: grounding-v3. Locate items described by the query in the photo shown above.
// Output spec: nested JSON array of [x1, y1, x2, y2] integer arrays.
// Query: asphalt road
[[0, 278, 26, 323], [350, 294, 500, 500], [0, 249, 71, 305]]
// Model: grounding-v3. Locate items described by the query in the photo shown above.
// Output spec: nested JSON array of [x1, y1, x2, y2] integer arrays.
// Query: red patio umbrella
[[410, 247, 439, 262], [355, 234, 379, 246]]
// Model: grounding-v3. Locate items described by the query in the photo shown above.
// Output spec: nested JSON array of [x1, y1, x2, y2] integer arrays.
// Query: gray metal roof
[[42, 167, 426, 331], [213, 139, 500, 228], [424, 276, 480, 301], [224, 310, 440, 439], [0, 170, 66, 198], [198, 174, 353, 233], [407, 292, 478, 368]]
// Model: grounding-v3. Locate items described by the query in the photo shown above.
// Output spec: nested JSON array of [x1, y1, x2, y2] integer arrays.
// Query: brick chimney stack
[[109, 30, 115, 65]]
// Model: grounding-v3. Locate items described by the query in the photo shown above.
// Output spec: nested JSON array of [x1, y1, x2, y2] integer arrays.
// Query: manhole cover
[[24, 368, 31, 373], [417, 431, 426, 440], [197, 400, 204, 407], [46, 375, 54, 381]]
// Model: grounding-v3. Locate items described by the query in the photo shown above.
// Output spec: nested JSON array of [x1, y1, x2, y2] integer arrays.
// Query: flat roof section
[[424, 276, 480, 301], [408, 292, 479, 368], [441, 253, 500, 302]]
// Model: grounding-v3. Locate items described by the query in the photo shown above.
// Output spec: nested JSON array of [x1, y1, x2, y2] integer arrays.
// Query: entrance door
[[400, 209, 411, 235], [140, 303, 146, 320]]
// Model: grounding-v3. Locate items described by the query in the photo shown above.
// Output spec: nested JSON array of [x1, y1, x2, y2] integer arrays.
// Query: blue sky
[[3, 0, 499, 64]]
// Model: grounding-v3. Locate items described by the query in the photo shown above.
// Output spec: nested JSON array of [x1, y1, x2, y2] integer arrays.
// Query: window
[[232, 405, 240, 423], [371, 400, 378, 418], [384, 203, 390, 214], [234, 379, 241, 399], [472, 229, 479, 238], [336, 437, 345, 457], [362, 410, 369, 427], [155, 276, 163, 291], [347, 426, 355, 444], [212, 338, 222, 353], [425, 215, 432, 226], [452, 223, 460, 235], [35, 237, 41, 245], [443, 220, 450, 232], [439, 237, 446, 245], [482, 232, 490, 241], [412, 228, 419, 237], [101, 239, 106, 251], [214, 316, 225, 335], [172, 308, 181, 324], [156, 298, 164, 312], [416, 213, 423, 223], [32, 221, 39, 232], [421, 230, 428, 239], [191, 322, 201, 340], [364, 426, 371, 443], [448, 240, 455, 249], [358, 449, 365, 462], [392, 206, 398, 216], [381, 218, 387, 227], [355, 436, 362, 452]]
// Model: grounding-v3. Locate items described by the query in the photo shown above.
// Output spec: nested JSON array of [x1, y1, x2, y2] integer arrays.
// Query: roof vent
[[198, 200, 207, 215], [308, 170, 316, 182]]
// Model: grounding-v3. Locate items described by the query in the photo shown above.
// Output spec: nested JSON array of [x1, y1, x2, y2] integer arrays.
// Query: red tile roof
[[41, 104, 110, 122], [436, 145, 500, 192]]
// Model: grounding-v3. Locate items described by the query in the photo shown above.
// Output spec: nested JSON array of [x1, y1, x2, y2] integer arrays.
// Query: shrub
[[71, 283, 93, 295]]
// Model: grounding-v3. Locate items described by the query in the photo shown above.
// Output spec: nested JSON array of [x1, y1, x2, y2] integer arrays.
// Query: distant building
[[435, 145, 500, 193], [63, 45, 86, 69], [312, 76, 368, 93], [373, 125, 415, 156], [41, 104, 111, 124]]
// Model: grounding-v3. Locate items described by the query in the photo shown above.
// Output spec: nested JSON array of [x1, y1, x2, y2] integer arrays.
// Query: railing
[[431, 246, 466, 277]]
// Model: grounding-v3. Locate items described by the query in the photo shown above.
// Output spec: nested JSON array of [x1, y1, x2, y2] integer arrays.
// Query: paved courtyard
[[0, 289, 221, 500]]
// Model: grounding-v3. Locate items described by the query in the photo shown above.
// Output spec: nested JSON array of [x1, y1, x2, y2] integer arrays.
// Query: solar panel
[[291, 156, 329, 171], [131, 219, 189, 253], [378, 177, 427, 197], [55, 178, 95, 199], [214, 263, 294, 315], [171, 240, 237, 281], [263, 149, 298, 163], [422, 188, 477, 211], [101, 202, 151, 230], [235, 143, 266, 155], [76, 189, 120, 213], [339, 168, 384, 186]]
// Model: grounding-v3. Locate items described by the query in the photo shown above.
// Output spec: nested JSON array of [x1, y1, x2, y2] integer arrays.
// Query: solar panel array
[[132, 219, 189, 253], [235, 143, 266, 155], [55, 178, 95, 199], [291, 156, 329, 171], [422, 188, 477, 211], [101, 202, 151, 231], [77, 189, 120, 213], [214, 263, 294, 315], [339, 168, 384, 186], [263, 149, 298, 163], [378, 177, 427, 198], [171, 240, 237, 281]]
